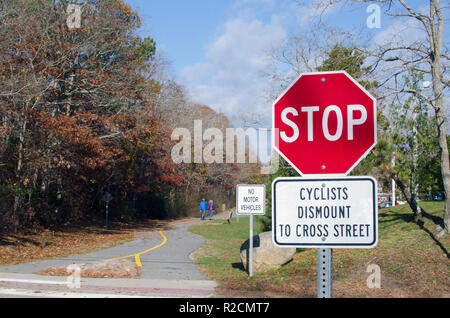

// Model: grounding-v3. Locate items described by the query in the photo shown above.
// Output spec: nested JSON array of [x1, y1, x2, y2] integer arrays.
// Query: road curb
[[0, 272, 218, 298]]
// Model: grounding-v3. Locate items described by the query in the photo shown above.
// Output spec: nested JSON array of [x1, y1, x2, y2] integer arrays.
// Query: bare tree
[[264, 24, 359, 101], [294, 0, 449, 233], [361, 0, 449, 232]]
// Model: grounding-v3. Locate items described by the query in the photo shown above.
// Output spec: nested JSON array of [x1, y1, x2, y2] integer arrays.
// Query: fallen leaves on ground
[[0, 219, 169, 266], [38, 260, 141, 278]]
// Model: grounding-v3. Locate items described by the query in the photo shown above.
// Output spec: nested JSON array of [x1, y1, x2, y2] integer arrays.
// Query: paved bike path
[[0, 218, 209, 279], [0, 219, 217, 298]]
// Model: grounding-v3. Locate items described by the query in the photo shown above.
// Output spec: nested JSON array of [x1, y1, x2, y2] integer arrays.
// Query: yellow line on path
[[107, 230, 167, 267]]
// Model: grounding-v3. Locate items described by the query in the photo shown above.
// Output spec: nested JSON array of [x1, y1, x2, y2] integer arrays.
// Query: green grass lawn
[[190, 202, 449, 298]]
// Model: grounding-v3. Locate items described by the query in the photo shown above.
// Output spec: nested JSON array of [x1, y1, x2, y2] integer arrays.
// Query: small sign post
[[318, 248, 333, 298], [102, 192, 112, 230], [236, 184, 266, 277]]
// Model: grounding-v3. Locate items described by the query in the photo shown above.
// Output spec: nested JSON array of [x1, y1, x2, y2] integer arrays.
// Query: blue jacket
[[199, 200, 207, 210]]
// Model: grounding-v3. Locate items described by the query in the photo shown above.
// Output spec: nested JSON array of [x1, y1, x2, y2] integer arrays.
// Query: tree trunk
[[391, 173, 424, 217], [12, 118, 27, 233], [430, 0, 449, 233], [434, 94, 450, 232]]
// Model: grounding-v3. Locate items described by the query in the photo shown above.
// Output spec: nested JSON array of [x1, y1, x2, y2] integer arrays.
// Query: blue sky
[[124, 1, 235, 73], [123, 1, 446, 129]]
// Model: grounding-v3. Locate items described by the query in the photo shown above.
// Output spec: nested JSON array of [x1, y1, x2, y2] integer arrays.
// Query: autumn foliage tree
[[0, 0, 184, 231], [0, 0, 262, 232]]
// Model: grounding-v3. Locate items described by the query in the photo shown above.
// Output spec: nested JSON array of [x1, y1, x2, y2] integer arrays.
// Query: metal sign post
[[249, 214, 254, 277], [102, 192, 112, 230], [317, 248, 333, 298], [105, 203, 109, 230]]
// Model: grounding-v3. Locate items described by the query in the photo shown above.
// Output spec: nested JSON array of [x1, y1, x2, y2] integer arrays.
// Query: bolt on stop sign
[[273, 71, 377, 176]]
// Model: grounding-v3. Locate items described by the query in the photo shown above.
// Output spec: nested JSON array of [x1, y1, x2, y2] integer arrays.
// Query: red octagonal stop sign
[[272, 71, 377, 176]]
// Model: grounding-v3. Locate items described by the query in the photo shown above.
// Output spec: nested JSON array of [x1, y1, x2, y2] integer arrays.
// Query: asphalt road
[[0, 216, 221, 297]]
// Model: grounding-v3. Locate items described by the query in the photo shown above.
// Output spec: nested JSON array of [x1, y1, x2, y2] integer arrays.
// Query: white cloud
[[181, 17, 286, 125], [365, 15, 432, 102], [373, 16, 426, 48], [180, 0, 347, 127], [295, 1, 342, 26]]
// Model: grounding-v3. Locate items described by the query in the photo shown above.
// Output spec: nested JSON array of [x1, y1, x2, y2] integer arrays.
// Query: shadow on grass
[[0, 235, 42, 247], [0, 218, 168, 247], [380, 209, 449, 259], [415, 219, 449, 259], [421, 210, 446, 228], [232, 262, 246, 273], [53, 218, 169, 235], [379, 212, 416, 224]]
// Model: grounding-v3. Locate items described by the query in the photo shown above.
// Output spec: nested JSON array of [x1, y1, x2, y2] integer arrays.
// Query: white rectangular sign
[[272, 177, 377, 248], [236, 184, 266, 216]]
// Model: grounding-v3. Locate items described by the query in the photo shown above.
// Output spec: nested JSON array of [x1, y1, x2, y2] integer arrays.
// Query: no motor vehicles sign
[[236, 184, 266, 215], [272, 177, 377, 248], [236, 184, 266, 278]]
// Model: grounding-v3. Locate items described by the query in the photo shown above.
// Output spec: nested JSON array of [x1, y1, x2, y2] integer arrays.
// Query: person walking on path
[[207, 200, 215, 220], [200, 198, 208, 220]]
